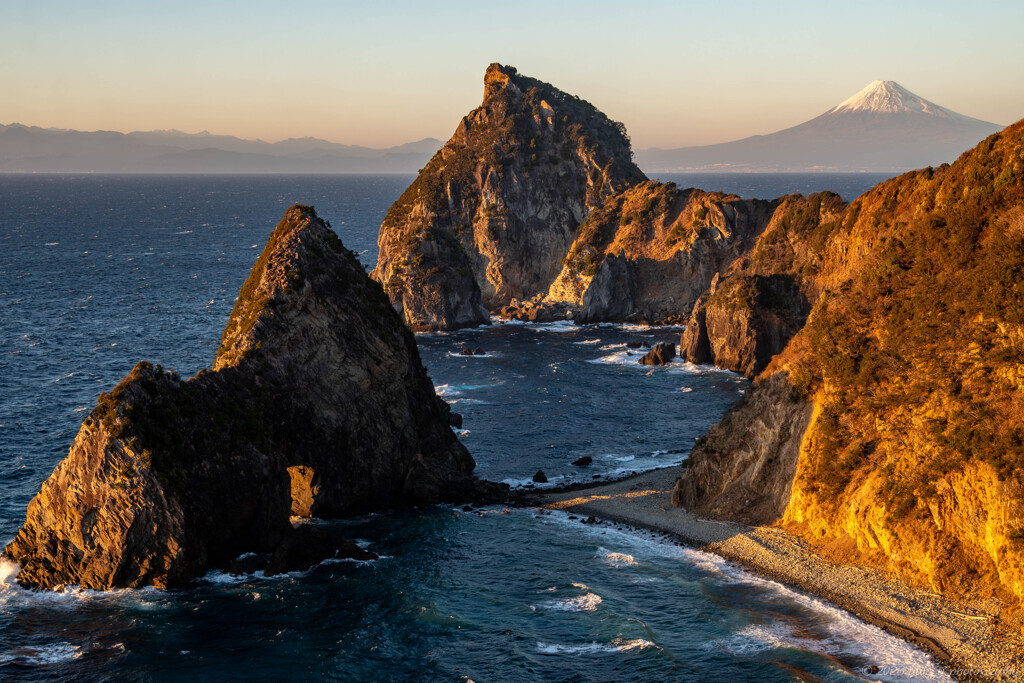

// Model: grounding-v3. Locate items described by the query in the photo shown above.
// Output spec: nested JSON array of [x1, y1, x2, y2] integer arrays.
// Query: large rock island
[[371, 63, 646, 330], [3, 205, 503, 590]]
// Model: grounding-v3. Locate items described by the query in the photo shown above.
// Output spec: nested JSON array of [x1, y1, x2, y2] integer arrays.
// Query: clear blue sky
[[2, 0, 1021, 148]]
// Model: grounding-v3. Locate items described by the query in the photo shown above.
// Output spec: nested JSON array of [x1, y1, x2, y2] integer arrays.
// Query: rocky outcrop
[[638, 342, 676, 366], [678, 191, 844, 378], [544, 181, 782, 324], [675, 121, 1024, 608], [372, 63, 645, 330], [3, 205, 504, 590], [681, 274, 810, 378], [672, 372, 813, 524], [576, 252, 636, 323]]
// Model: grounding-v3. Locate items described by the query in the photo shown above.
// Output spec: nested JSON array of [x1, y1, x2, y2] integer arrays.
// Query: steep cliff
[[681, 274, 810, 378], [674, 121, 1024, 608], [547, 180, 782, 324], [3, 205, 502, 590], [680, 191, 845, 376], [671, 373, 813, 524], [371, 63, 646, 330]]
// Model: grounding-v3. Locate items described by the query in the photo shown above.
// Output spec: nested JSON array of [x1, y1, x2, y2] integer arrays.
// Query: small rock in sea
[[229, 553, 269, 575], [571, 456, 592, 467], [533, 469, 548, 483], [592, 474, 602, 479], [638, 342, 676, 366], [626, 341, 645, 349], [473, 347, 485, 355], [582, 516, 598, 524], [462, 505, 474, 512], [568, 516, 578, 520], [458, 347, 474, 355], [449, 412, 463, 429]]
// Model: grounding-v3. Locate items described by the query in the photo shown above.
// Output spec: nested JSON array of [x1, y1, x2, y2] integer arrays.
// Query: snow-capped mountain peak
[[829, 80, 955, 119]]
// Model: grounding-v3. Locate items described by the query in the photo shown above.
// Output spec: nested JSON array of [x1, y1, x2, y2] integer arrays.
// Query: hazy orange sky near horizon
[[2, 0, 1022, 149]]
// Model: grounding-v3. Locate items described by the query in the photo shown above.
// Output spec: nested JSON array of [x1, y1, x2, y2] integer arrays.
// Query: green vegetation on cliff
[[678, 120, 1024, 609], [792, 125, 1024, 495]]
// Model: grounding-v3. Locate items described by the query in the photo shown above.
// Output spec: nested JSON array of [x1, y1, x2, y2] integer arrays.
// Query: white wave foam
[[667, 361, 741, 378], [536, 639, 655, 655], [493, 318, 578, 333], [447, 351, 499, 358], [538, 592, 603, 612], [537, 512, 950, 681], [573, 339, 602, 345], [321, 556, 384, 566], [599, 549, 638, 568], [0, 642, 82, 665], [202, 565, 323, 583], [707, 621, 951, 681], [434, 384, 462, 397], [587, 350, 658, 367], [501, 473, 567, 489], [0, 559, 21, 587], [435, 383, 501, 397]]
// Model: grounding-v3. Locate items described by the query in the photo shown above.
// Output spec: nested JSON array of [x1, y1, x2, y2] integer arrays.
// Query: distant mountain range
[[0, 124, 443, 173], [636, 80, 1004, 172], [1, 81, 1004, 174]]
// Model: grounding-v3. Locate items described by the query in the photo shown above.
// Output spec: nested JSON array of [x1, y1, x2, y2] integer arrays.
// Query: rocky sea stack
[[371, 63, 646, 331], [3, 205, 504, 590]]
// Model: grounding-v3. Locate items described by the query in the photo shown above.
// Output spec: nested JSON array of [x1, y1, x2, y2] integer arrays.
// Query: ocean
[[0, 173, 949, 681]]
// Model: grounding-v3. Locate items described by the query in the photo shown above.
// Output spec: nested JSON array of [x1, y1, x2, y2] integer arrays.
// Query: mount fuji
[[637, 80, 1004, 172]]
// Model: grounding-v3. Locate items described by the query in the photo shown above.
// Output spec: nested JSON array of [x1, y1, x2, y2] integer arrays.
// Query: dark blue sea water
[[0, 174, 950, 681]]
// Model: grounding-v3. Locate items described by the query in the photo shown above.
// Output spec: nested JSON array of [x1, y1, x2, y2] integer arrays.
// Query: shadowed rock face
[[681, 274, 810, 379], [371, 63, 646, 331], [671, 373, 813, 525], [3, 205, 504, 590]]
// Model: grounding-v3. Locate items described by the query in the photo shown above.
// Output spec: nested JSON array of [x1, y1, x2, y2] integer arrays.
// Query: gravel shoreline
[[531, 466, 1023, 682]]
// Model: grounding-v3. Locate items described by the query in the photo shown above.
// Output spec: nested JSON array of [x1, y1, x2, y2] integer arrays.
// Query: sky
[[2, 0, 1022, 149]]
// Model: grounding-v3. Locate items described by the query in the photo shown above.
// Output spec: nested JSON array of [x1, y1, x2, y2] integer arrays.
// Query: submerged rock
[[3, 205, 505, 590], [264, 525, 377, 576], [533, 470, 548, 483], [571, 456, 592, 467]]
